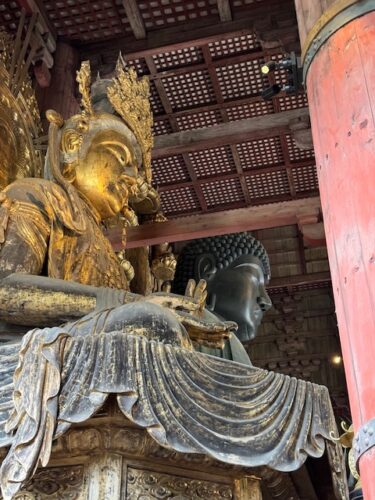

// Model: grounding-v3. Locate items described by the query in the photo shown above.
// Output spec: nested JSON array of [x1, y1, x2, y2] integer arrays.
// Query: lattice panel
[[152, 155, 190, 186], [149, 81, 165, 115], [216, 59, 268, 100], [226, 100, 274, 121], [0, 1, 20, 31], [208, 34, 261, 60], [188, 146, 236, 178], [236, 137, 284, 170], [175, 109, 222, 131], [291, 164, 319, 193], [44, 1, 129, 41], [137, 0, 218, 30], [285, 134, 315, 162], [162, 70, 215, 111], [230, 0, 266, 10], [160, 186, 200, 215], [201, 177, 244, 208], [246, 169, 290, 199], [277, 92, 308, 111], [153, 118, 173, 136], [153, 47, 204, 71], [268, 54, 289, 86], [126, 58, 150, 76]]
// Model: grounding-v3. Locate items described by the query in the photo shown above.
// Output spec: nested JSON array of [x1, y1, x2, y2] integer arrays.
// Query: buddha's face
[[206, 255, 272, 342], [68, 115, 140, 220]]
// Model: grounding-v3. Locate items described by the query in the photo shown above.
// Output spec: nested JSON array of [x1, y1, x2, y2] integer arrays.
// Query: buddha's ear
[[194, 253, 217, 281]]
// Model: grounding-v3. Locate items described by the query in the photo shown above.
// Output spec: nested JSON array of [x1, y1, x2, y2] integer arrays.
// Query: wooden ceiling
[[0, 0, 317, 220]]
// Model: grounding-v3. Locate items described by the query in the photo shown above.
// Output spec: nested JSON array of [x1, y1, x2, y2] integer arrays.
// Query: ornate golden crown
[[76, 57, 153, 184]]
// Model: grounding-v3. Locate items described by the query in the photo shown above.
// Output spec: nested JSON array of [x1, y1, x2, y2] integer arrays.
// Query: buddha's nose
[[258, 288, 272, 312]]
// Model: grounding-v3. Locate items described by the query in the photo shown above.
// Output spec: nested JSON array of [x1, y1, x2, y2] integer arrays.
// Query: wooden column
[[35, 42, 80, 130], [295, 0, 375, 497]]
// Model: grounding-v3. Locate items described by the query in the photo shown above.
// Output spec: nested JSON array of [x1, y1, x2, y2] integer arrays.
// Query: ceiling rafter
[[153, 107, 310, 157], [145, 55, 208, 212], [201, 44, 251, 205], [122, 0, 146, 40], [217, 0, 232, 22], [80, 2, 298, 59]]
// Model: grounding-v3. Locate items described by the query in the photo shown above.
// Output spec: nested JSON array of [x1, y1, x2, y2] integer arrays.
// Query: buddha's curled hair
[[173, 232, 270, 295]]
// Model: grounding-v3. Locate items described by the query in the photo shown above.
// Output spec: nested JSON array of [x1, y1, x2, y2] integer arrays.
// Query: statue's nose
[[258, 289, 272, 312]]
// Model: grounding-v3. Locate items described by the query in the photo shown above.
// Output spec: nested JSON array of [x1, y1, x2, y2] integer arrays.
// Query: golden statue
[[0, 39, 348, 500]]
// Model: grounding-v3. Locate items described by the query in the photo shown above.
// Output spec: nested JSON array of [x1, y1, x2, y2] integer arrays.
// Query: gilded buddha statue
[[0, 54, 348, 500]]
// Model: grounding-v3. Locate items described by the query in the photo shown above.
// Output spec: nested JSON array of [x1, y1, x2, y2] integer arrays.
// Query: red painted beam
[[107, 197, 322, 250]]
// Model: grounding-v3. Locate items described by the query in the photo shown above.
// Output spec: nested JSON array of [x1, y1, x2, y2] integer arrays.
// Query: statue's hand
[[141, 279, 207, 313], [184, 279, 207, 311], [141, 280, 236, 348]]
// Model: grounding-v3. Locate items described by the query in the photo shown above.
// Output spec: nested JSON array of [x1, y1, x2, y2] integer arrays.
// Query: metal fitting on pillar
[[302, 0, 375, 81], [353, 417, 375, 468]]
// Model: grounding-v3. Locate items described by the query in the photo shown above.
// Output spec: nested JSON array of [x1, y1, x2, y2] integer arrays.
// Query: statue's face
[[206, 255, 272, 342], [71, 117, 139, 220]]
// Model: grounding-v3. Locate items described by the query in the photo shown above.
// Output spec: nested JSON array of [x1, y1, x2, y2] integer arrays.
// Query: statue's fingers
[[185, 279, 196, 298], [162, 282, 171, 293], [194, 279, 207, 298], [195, 280, 207, 292], [199, 290, 207, 309]]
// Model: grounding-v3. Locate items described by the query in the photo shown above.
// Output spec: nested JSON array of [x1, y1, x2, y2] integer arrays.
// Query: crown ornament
[[76, 57, 153, 184], [76, 60, 94, 117], [107, 56, 153, 184]]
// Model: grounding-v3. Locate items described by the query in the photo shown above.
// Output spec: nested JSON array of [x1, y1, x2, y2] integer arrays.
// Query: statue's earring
[[61, 161, 77, 183]]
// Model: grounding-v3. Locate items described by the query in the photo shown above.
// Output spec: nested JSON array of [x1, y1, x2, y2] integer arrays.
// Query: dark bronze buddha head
[[173, 233, 272, 342]]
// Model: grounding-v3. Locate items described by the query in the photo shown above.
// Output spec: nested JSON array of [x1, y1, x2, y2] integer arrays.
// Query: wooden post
[[81, 453, 123, 499], [35, 42, 80, 130], [295, 1, 375, 497]]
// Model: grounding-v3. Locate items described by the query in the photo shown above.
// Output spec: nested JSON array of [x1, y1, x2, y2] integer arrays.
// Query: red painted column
[[301, 6, 375, 498]]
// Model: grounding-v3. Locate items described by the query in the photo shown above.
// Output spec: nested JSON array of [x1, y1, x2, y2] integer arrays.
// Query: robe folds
[[0, 302, 347, 499]]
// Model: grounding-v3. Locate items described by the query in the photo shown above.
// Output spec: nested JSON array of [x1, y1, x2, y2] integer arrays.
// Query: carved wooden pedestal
[[15, 402, 262, 500]]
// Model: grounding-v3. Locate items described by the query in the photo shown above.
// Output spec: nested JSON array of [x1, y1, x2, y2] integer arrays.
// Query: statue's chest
[[54, 217, 129, 291]]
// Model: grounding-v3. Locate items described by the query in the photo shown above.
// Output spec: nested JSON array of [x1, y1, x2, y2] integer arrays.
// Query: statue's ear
[[61, 128, 83, 155], [194, 253, 217, 281]]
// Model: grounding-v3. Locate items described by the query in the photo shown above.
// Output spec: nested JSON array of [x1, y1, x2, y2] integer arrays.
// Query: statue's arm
[[0, 192, 50, 279]]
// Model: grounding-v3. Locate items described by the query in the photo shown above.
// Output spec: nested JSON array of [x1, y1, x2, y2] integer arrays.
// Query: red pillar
[[296, 2, 375, 497]]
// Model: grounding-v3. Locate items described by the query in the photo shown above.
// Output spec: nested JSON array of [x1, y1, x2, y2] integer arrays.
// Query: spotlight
[[261, 61, 277, 75], [260, 52, 304, 101], [331, 354, 342, 365]]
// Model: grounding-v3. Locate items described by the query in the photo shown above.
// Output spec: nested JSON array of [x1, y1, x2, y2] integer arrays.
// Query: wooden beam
[[80, 0, 295, 58], [217, 0, 232, 22], [267, 271, 331, 290], [107, 196, 321, 250], [16, 0, 56, 39], [122, 0, 146, 40], [153, 108, 310, 157]]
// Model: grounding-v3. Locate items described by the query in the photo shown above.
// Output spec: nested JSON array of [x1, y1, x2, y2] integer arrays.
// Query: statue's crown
[[76, 56, 153, 184]]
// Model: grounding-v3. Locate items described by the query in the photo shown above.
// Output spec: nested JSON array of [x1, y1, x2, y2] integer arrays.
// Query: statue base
[[10, 399, 262, 499]]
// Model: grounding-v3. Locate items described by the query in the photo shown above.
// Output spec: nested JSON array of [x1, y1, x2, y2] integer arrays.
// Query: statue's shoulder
[[2, 178, 76, 226], [3, 177, 66, 204]]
